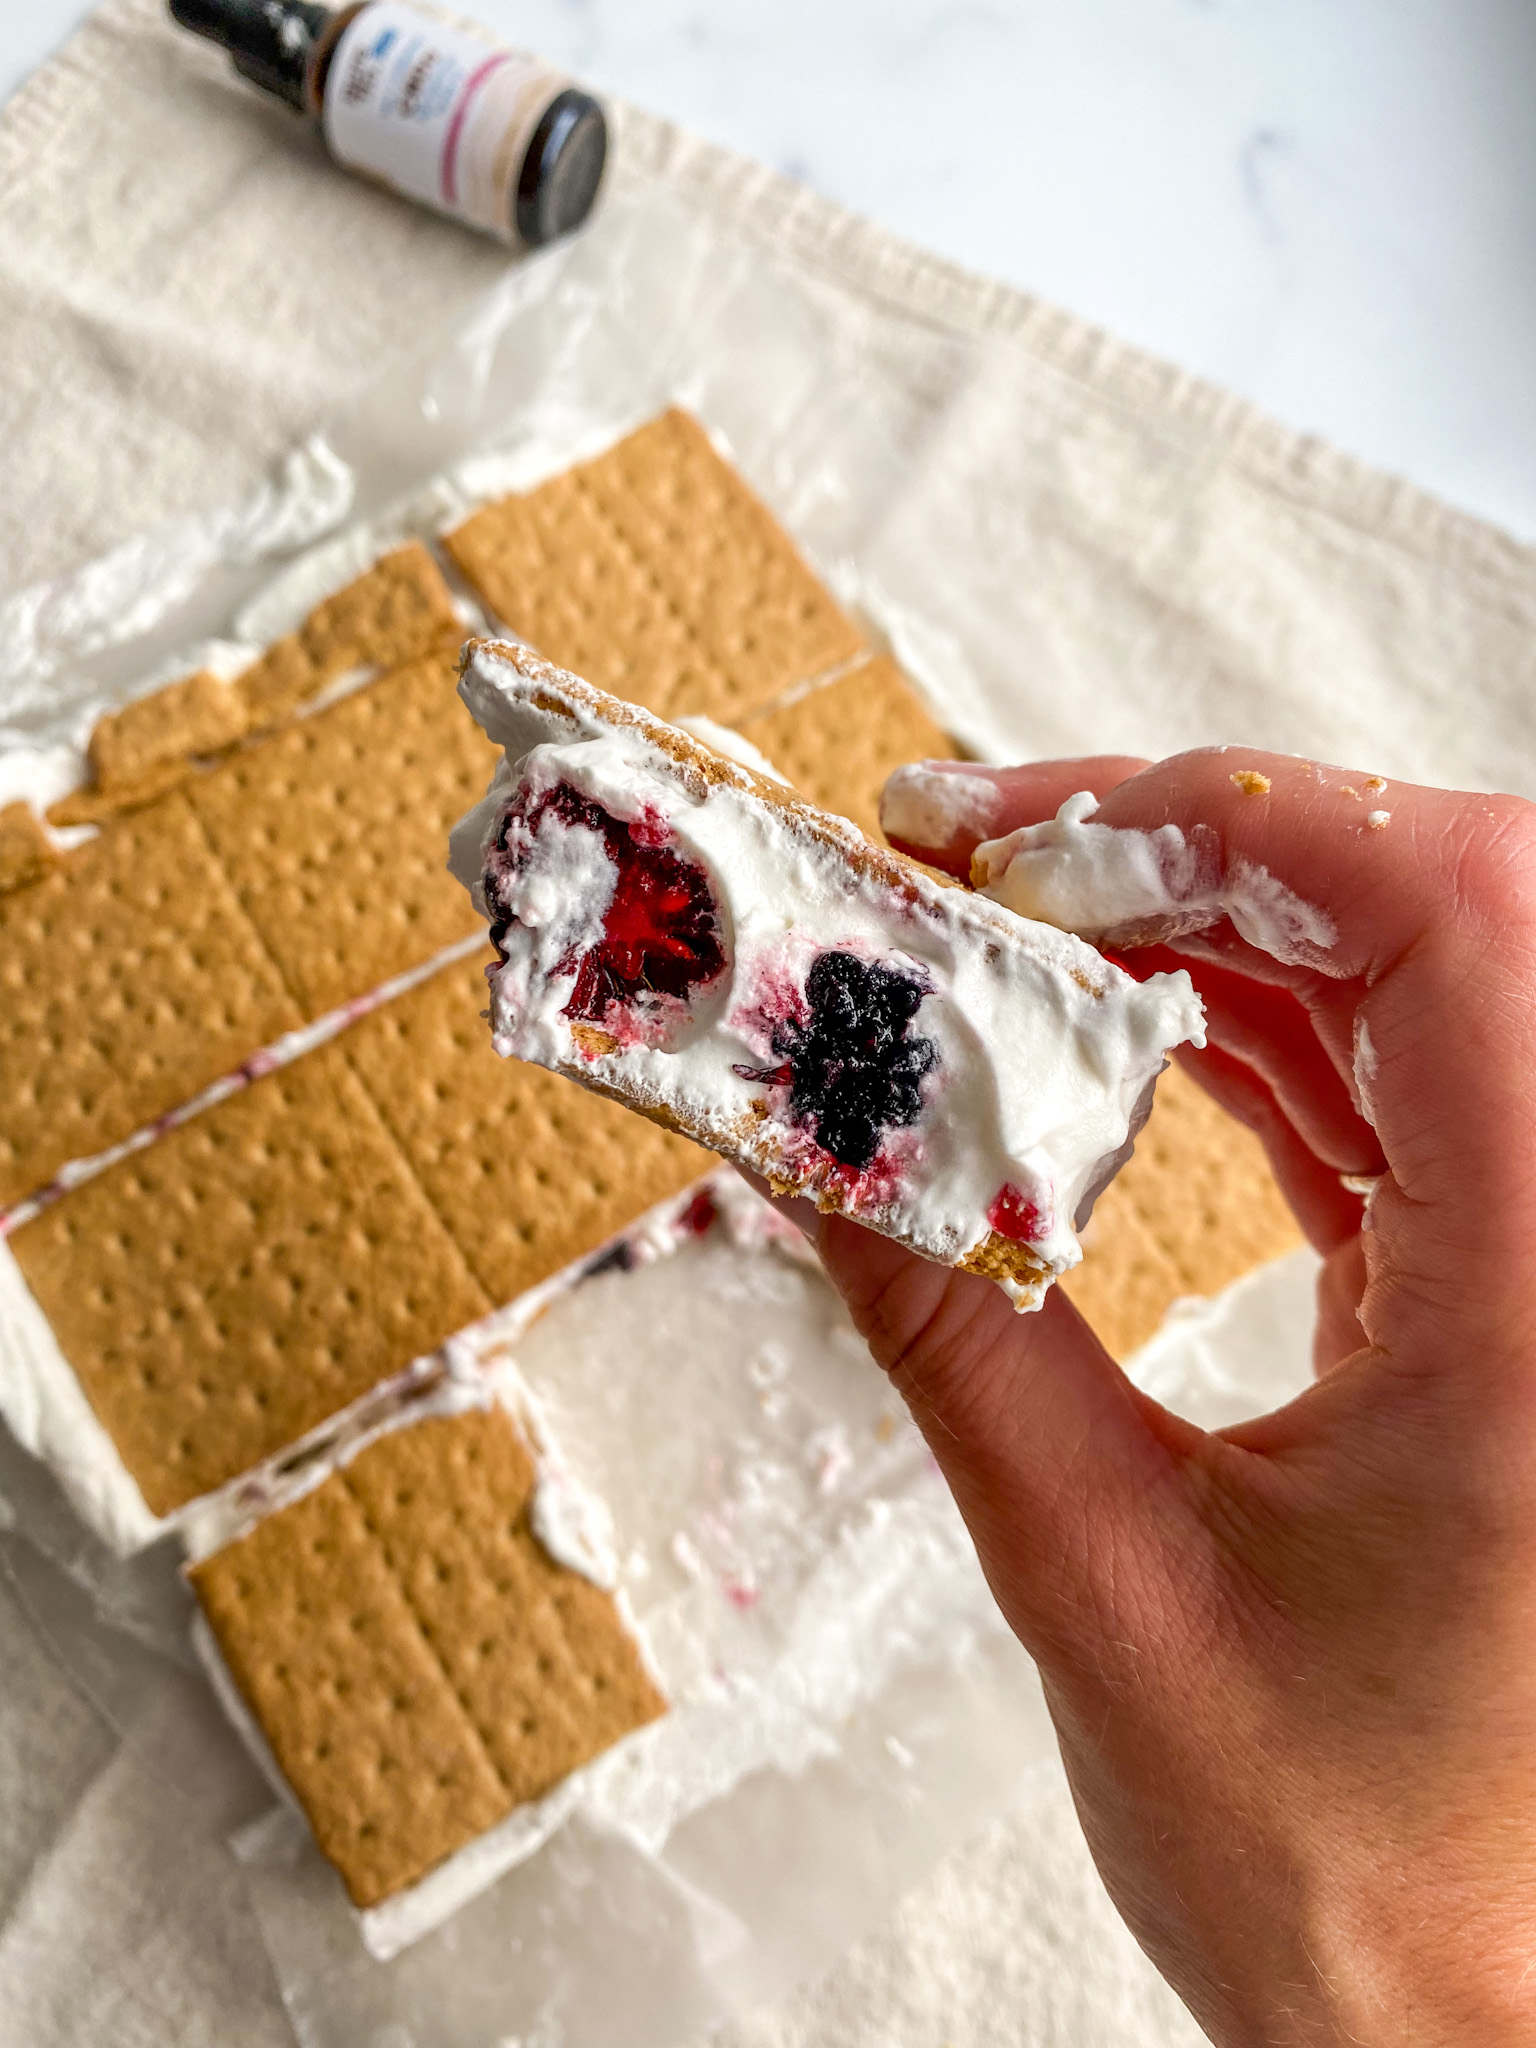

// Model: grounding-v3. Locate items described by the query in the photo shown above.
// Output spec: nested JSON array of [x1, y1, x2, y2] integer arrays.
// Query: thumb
[[813, 1211, 1201, 1660]]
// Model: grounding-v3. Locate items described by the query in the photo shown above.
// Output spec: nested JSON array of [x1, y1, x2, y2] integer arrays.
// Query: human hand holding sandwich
[[802, 749, 1536, 2045]]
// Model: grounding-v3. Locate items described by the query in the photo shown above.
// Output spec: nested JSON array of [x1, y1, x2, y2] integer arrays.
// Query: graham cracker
[[341, 958, 714, 1306], [237, 544, 463, 727], [0, 801, 54, 894], [8, 1039, 489, 1516], [1060, 1061, 1303, 1360], [190, 1403, 666, 1908], [0, 792, 302, 1208], [48, 757, 200, 829], [89, 668, 250, 788], [442, 410, 863, 725], [186, 647, 499, 1016], [736, 654, 957, 843]]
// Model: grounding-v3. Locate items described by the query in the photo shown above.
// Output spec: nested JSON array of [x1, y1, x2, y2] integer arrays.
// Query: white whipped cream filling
[[878, 761, 1000, 848], [454, 649, 1206, 1299], [974, 790, 1339, 969], [0, 1239, 162, 1555]]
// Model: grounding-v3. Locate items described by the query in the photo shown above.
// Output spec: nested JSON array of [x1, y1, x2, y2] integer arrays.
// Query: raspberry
[[741, 950, 938, 1170], [488, 783, 725, 1022]]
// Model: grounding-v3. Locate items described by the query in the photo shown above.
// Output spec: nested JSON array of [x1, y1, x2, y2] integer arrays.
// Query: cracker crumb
[[1365, 775, 1387, 794], [1367, 809, 1391, 830], [1340, 785, 1360, 800], [1230, 769, 1271, 795]]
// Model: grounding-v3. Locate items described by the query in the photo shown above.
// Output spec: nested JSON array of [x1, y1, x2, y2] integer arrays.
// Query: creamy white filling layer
[[0, 1239, 162, 1556], [974, 790, 1338, 968], [878, 760, 1001, 848], [453, 647, 1206, 1298]]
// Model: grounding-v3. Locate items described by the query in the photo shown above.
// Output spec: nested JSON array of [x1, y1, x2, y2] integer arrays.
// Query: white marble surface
[[6, 0, 1536, 540]]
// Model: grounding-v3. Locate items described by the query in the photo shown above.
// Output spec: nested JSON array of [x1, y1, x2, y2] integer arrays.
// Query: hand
[[810, 750, 1536, 2044]]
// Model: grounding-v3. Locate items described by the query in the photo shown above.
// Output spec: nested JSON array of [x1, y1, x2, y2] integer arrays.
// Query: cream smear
[[452, 647, 1205, 1303], [878, 760, 1000, 848], [974, 790, 1339, 969], [0, 1240, 162, 1555]]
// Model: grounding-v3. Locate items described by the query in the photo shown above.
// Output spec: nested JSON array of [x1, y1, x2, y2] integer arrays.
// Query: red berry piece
[[486, 783, 726, 1024], [986, 1182, 1053, 1244]]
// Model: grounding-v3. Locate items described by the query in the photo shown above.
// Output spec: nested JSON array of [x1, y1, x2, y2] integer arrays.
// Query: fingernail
[[878, 762, 999, 848]]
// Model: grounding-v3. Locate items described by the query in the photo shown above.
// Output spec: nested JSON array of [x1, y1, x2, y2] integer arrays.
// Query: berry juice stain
[[738, 950, 938, 1172], [489, 783, 725, 1025]]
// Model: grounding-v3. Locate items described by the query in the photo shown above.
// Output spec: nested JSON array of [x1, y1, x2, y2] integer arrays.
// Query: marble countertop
[[7, 1, 1535, 540]]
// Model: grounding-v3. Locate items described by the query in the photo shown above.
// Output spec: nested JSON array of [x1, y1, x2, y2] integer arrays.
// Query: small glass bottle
[[168, 0, 608, 248]]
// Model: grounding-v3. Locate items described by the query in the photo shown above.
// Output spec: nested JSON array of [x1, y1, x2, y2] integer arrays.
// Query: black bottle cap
[[168, 0, 335, 112], [516, 88, 608, 247]]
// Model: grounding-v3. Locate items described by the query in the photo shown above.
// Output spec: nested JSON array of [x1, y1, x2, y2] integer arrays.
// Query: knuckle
[[1449, 794, 1536, 936]]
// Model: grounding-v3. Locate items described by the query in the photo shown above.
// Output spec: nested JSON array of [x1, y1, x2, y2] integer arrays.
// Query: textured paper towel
[[3, 4, 1536, 2047]]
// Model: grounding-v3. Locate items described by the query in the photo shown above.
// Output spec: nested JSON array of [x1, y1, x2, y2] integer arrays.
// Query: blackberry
[[760, 951, 938, 1170]]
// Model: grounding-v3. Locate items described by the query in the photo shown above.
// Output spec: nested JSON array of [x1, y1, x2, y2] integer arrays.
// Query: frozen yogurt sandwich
[[451, 642, 1206, 1308]]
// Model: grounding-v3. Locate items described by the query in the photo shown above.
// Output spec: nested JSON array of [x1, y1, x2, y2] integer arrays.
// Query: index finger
[[974, 748, 1536, 1336]]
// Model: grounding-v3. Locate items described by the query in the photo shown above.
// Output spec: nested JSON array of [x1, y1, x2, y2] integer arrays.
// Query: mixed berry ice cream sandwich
[[451, 641, 1205, 1308]]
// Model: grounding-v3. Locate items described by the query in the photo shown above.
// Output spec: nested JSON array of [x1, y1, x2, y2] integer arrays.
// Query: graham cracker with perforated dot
[[1061, 1061, 1303, 1360], [48, 757, 206, 829], [8, 649, 497, 1208], [190, 1402, 665, 1909], [10, 954, 711, 1517], [91, 668, 251, 788], [442, 410, 863, 726], [0, 801, 54, 895], [186, 646, 498, 1016], [50, 670, 253, 828], [8, 1038, 490, 1516], [340, 958, 714, 1305], [736, 655, 957, 844], [0, 792, 302, 1209], [237, 543, 463, 728]]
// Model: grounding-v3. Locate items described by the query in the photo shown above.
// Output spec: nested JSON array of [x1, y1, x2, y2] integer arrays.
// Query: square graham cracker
[[1060, 1061, 1303, 1360], [442, 410, 863, 726], [0, 802, 55, 894], [190, 1403, 665, 1909], [186, 647, 499, 1016], [341, 958, 715, 1306], [0, 792, 302, 1209], [237, 543, 463, 728], [8, 1040, 490, 1516], [736, 655, 958, 844]]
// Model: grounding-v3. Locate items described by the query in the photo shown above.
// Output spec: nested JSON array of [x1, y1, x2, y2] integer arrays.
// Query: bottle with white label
[[168, 0, 608, 248]]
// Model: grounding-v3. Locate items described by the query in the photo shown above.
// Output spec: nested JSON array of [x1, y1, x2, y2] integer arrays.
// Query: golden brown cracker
[[191, 1403, 665, 1908], [341, 959, 714, 1306], [1061, 1062, 1303, 1360], [736, 655, 957, 842], [88, 669, 249, 789], [238, 544, 462, 726], [0, 792, 302, 1208], [9, 1040, 490, 1515], [187, 647, 497, 1016], [0, 802, 54, 894], [443, 410, 863, 725], [47, 758, 199, 828]]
